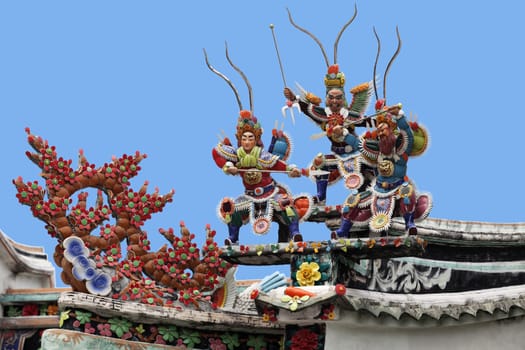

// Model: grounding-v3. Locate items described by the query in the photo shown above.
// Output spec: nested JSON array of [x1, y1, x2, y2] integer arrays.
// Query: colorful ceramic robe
[[212, 142, 302, 243], [360, 111, 432, 234], [295, 88, 374, 205]]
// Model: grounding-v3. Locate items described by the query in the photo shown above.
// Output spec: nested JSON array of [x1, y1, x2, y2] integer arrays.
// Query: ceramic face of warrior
[[377, 122, 397, 155], [240, 131, 257, 153], [325, 88, 345, 113]]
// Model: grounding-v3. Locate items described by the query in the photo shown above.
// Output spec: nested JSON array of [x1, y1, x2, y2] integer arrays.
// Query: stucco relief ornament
[[369, 212, 392, 232], [344, 172, 363, 190], [13, 128, 232, 309], [218, 197, 235, 223], [251, 201, 274, 235], [243, 170, 263, 185], [344, 189, 360, 208], [252, 217, 271, 235], [398, 181, 414, 200], [281, 294, 310, 311], [369, 259, 452, 292], [280, 287, 316, 311], [369, 194, 396, 233]]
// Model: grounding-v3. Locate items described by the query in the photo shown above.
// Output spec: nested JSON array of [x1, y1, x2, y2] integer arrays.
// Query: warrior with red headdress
[[283, 7, 376, 238], [283, 64, 374, 200], [358, 27, 432, 236], [360, 100, 431, 235], [205, 46, 306, 245]]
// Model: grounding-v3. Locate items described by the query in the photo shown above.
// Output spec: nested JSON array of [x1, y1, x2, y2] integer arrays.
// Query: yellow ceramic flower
[[296, 262, 321, 286]]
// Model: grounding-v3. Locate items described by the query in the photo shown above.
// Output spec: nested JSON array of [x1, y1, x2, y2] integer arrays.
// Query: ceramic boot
[[403, 212, 417, 235], [288, 220, 302, 242], [225, 224, 240, 245], [315, 178, 328, 205], [332, 217, 353, 239]]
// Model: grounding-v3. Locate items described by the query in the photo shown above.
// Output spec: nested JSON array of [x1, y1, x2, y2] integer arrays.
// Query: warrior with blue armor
[[283, 70, 377, 239], [356, 27, 432, 236], [359, 98, 432, 235], [282, 8, 376, 238], [284, 66, 374, 206]]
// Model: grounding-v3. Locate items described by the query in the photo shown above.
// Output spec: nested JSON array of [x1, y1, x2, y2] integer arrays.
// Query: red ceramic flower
[[22, 303, 39, 316], [290, 328, 319, 350]]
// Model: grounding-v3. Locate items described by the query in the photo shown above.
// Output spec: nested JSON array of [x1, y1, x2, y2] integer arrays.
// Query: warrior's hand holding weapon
[[284, 84, 402, 139], [343, 103, 402, 129]]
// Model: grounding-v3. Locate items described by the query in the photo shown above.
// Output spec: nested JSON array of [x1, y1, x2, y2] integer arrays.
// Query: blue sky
[[1, 1, 524, 285]]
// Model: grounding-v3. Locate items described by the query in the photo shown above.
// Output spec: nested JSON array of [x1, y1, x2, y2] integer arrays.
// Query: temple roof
[[0, 229, 55, 290], [254, 284, 525, 327], [342, 284, 525, 323], [416, 218, 525, 244]]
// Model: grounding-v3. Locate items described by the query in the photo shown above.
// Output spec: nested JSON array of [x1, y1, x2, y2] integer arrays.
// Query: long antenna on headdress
[[383, 26, 402, 102], [333, 4, 358, 65], [203, 48, 243, 110], [372, 26, 381, 101], [287, 8, 330, 68], [225, 42, 254, 113]]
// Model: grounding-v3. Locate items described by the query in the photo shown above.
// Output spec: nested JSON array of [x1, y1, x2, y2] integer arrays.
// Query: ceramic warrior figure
[[360, 99, 432, 235], [283, 7, 375, 209], [327, 25, 432, 239], [212, 110, 304, 245], [204, 46, 305, 245], [356, 27, 432, 236]]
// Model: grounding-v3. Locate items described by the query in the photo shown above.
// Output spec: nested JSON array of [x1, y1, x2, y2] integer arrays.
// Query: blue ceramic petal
[[72, 265, 86, 281], [73, 255, 93, 269], [63, 236, 89, 262], [71, 255, 97, 281], [86, 272, 112, 296], [84, 267, 97, 281]]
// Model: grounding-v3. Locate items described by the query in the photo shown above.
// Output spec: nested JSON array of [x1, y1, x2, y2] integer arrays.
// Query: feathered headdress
[[236, 110, 262, 144]]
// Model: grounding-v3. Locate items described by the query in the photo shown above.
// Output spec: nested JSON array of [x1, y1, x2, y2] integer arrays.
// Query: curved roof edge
[[342, 284, 525, 324], [390, 217, 525, 244], [254, 284, 525, 327], [0, 228, 55, 288]]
